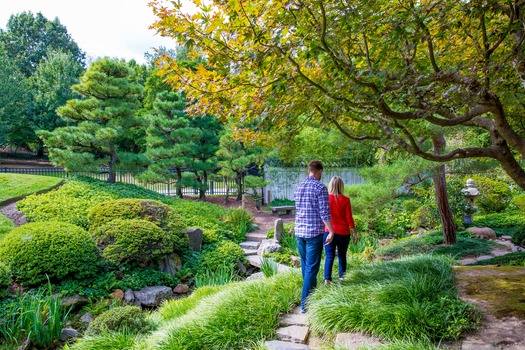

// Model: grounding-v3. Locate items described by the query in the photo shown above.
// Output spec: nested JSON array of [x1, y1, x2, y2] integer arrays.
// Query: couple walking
[[294, 160, 357, 313]]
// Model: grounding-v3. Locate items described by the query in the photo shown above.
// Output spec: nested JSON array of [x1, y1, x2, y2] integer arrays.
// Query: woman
[[324, 176, 357, 283]]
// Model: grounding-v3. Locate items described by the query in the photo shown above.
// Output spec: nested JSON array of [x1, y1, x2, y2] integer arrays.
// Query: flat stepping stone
[[246, 232, 267, 242], [491, 249, 510, 257], [459, 258, 477, 265], [264, 340, 309, 350], [280, 313, 308, 326], [461, 340, 499, 350], [335, 332, 382, 349], [476, 255, 494, 261], [276, 326, 309, 344], [239, 241, 260, 250], [242, 248, 258, 256], [246, 255, 262, 267]]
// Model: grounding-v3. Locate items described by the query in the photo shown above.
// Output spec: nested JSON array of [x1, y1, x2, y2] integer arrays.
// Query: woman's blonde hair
[[328, 176, 345, 198]]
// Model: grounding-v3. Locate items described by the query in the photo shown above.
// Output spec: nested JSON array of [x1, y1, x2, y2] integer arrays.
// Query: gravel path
[[0, 202, 27, 226]]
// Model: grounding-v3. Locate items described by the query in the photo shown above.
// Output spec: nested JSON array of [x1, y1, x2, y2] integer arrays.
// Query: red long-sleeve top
[[325, 194, 355, 235]]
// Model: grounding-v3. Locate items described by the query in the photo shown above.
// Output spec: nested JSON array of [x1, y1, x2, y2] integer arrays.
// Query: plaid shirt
[[294, 176, 331, 238]]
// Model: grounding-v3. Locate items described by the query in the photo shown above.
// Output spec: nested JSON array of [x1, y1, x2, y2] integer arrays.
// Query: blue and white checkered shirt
[[294, 176, 331, 238]]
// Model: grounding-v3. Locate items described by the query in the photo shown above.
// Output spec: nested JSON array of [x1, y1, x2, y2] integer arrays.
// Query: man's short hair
[[308, 160, 323, 173]]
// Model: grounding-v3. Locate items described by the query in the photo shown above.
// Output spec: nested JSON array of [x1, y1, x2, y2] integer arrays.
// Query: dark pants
[[323, 232, 351, 281], [296, 234, 323, 312]]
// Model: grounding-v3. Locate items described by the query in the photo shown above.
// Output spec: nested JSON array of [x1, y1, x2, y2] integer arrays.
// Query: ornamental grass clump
[[307, 255, 481, 342]]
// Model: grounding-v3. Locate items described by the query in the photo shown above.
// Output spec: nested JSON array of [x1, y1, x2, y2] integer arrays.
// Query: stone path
[[459, 236, 522, 265], [0, 202, 27, 226]]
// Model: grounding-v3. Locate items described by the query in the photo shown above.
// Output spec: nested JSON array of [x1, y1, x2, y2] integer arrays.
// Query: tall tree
[[0, 45, 30, 148], [0, 11, 85, 77], [151, 0, 525, 244], [38, 58, 144, 183], [28, 49, 85, 156]]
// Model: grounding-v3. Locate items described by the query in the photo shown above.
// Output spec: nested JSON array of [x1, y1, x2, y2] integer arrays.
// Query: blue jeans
[[323, 232, 350, 281], [296, 234, 324, 312]]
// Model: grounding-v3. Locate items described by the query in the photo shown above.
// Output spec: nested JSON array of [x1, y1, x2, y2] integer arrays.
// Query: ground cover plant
[[468, 252, 525, 266], [69, 270, 302, 350], [0, 173, 62, 203], [307, 255, 481, 343], [0, 214, 13, 238], [376, 231, 501, 260]]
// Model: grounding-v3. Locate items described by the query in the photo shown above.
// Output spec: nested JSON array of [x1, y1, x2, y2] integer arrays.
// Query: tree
[[28, 49, 85, 156], [0, 11, 85, 77], [139, 89, 199, 197], [151, 0, 525, 244], [38, 58, 144, 183], [0, 45, 30, 148]]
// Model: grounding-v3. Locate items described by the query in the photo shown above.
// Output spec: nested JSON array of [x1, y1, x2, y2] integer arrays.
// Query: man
[[294, 160, 335, 313]]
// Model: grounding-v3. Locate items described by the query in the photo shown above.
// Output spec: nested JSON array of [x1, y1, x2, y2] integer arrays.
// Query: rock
[[79, 312, 94, 324], [134, 286, 173, 307], [60, 328, 79, 342], [274, 219, 284, 242], [290, 256, 301, 267], [467, 227, 497, 240], [246, 272, 264, 280], [280, 313, 308, 326], [335, 332, 382, 349], [159, 253, 182, 275], [239, 241, 260, 250], [236, 258, 247, 274], [61, 294, 89, 309], [173, 284, 190, 294], [276, 325, 309, 344], [187, 228, 203, 251], [264, 340, 309, 350], [110, 289, 124, 299], [124, 289, 139, 306], [500, 235, 512, 241], [461, 339, 498, 350], [258, 239, 282, 255]]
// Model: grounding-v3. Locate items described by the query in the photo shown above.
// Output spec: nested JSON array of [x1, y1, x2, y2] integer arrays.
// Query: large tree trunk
[[199, 171, 207, 201], [433, 136, 456, 245], [236, 173, 243, 201], [107, 144, 117, 183]]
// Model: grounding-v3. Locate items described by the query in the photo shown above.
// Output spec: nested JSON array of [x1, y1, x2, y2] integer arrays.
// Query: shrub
[[511, 194, 525, 212], [511, 230, 525, 248], [86, 305, 153, 336], [0, 262, 11, 296], [473, 212, 525, 236], [402, 199, 422, 213], [199, 240, 246, 273], [88, 198, 184, 234], [194, 267, 238, 288], [92, 219, 178, 267], [0, 222, 99, 285], [468, 175, 512, 213], [411, 205, 439, 230], [223, 207, 254, 243]]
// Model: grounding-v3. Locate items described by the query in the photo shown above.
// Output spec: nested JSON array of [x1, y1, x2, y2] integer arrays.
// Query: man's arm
[[324, 220, 334, 245]]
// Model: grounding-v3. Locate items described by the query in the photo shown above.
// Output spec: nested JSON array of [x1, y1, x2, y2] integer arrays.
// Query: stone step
[[276, 326, 309, 344], [246, 255, 262, 267], [246, 232, 267, 243], [242, 248, 258, 256], [239, 241, 260, 250], [264, 340, 309, 350], [280, 313, 308, 327]]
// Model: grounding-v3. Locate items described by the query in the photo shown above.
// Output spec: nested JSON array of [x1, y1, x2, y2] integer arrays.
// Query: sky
[[0, 0, 193, 64]]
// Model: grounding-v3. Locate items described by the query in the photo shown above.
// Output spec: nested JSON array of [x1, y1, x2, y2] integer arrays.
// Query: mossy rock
[[88, 198, 184, 234], [0, 221, 99, 285]]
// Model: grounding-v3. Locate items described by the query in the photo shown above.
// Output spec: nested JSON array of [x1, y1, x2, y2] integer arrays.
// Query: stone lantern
[[461, 178, 480, 224]]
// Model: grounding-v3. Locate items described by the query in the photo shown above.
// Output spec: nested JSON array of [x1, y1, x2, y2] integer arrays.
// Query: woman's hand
[[325, 232, 334, 245], [351, 229, 358, 245]]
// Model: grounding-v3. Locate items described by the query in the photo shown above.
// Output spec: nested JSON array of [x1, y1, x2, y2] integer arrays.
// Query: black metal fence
[[0, 167, 238, 197]]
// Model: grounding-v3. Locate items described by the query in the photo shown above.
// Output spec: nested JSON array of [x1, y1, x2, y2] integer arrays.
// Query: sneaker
[[324, 280, 332, 285], [338, 277, 344, 282]]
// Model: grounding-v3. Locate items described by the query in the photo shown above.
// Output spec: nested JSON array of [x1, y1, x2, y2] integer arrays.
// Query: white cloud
[[0, 0, 187, 64]]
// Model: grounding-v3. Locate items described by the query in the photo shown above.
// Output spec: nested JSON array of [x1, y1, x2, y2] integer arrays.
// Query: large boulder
[[467, 227, 497, 240], [133, 286, 173, 307]]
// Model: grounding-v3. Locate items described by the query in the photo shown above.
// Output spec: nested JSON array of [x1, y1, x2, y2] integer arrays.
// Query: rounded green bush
[[468, 176, 512, 213], [88, 198, 183, 234], [511, 230, 525, 248], [411, 205, 439, 230], [0, 222, 99, 285], [511, 194, 525, 212], [86, 305, 153, 336], [200, 240, 246, 272], [0, 262, 11, 296], [92, 218, 176, 266]]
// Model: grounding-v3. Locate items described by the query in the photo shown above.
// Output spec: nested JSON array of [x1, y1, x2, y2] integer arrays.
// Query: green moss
[[455, 266, 525, 319]]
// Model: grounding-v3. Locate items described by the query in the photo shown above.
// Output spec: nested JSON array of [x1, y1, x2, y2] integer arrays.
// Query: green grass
[[72, 270, 302, 350], [0, 173, 62, 203], [467, 252, 525, 266], [0, 214, 14, 238], [308, 255, 481, 343], [376, 231, 500, 259]]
